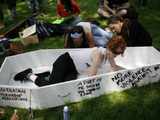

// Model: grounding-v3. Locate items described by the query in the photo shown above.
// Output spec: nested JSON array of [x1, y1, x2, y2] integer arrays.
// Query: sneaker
[[14, 68, 32, 82]]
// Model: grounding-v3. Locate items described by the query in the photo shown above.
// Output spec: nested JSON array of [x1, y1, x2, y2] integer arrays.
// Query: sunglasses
[[72, 31, 82, 34]]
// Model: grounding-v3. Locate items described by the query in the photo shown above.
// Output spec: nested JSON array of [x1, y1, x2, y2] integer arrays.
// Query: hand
[[112, 65, 126, 71], [10, 110, 19, 120], [85, 66, 98, 76], [107, 50, 116, 58], [0, 109, 5, 117]]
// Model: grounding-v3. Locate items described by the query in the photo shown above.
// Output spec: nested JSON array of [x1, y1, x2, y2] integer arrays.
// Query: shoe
[[14, 68, 32, 82]]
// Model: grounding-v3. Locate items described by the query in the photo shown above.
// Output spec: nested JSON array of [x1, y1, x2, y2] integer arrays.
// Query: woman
[[65, 22, 113, 48], [97, 0, 131, 18], [87, 35, 126, 75], [108, 16, 152, 46], [64, 26, 89, 48], [14, 35, 126, 86]]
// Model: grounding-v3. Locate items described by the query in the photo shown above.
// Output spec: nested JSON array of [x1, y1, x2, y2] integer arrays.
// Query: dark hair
[[66, 26, 88, 48], [108, 16, 123, 25]]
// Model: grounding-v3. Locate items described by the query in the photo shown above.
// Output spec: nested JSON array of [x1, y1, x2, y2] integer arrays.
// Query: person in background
[[117, 6, 138, 20], [0, 108, 5, 118], [6, 0, 17, 20], [0, 108, 19, 120], [64, 26, 89, 48], [97, 0, 130, 18], [0, 0, 17, 29], [137, 0, 148, 7], [56, 0, 80, 17], [0, 1, 5, 29], [10, 110, 19, 120], [27, 0, 40, 13], [108, 16, 152, 46], [27, 0, 49, 14], [65, 22, 113, 48]]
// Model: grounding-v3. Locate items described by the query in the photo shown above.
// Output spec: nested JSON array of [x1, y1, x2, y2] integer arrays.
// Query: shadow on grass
[[138, 8, 160, 48], [29, 82, 160, 120], [2, 82, 160, 120], [67, 82, 160, 120]]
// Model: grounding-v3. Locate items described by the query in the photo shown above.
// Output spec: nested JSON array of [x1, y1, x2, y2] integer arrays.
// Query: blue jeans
[[91, 24, 113, 47]]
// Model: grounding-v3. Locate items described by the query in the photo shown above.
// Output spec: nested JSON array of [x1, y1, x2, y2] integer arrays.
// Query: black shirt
[[120, 19, 152, 46], [108, 0, 129, 8]]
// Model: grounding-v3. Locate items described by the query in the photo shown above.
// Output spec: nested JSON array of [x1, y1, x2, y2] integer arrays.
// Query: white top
[[92, 47, 113, 74], [69, 47, 112, 78], [77, 22, 91, 33]]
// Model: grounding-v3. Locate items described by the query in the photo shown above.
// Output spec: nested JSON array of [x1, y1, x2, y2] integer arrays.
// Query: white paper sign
[[19, 24, 36, 38]]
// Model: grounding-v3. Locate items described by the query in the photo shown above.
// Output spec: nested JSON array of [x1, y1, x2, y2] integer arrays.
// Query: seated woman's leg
[[49, 52, 78, 84]]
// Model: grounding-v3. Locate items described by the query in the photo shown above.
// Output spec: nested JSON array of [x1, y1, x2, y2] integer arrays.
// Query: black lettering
[[96, 78, 102, 82], [154, 65, 160, 71], [77, 82, 83, 86], [113, 73, 123, 82], [95, 83, 100, 87], [146, 68, 152, 74]]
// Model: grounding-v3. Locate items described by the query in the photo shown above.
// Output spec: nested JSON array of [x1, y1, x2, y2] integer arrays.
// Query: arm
[[86, 48, 103, 76], [105, 5, 116, 15], [86, 32, 95, 47], [64, 34, 68, 48], [57, 0, 61, 4], [79, 22, 95, 47], [103, 0, 116, 15], [10, 110, 19, 120], [107, 51, 125, 71]]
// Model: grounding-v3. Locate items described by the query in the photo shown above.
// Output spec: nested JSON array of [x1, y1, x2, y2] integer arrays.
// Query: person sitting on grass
[[64, 26, 90, 48], [108, 16, 152, 46], [14, 35, 126, 87], [97, 0, 130, 18]]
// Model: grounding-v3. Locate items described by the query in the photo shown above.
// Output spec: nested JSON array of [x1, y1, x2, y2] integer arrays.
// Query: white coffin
[[0, 47, 160, 109]]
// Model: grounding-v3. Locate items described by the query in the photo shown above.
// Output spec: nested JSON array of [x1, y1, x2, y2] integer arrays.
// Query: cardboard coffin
[[0, 47, 160, 109]]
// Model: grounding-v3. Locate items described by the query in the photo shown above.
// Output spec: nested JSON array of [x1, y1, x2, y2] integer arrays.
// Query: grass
[[138, 7, 160, 48], [1, 82, 160, 120], [0, 0, 160, 119]]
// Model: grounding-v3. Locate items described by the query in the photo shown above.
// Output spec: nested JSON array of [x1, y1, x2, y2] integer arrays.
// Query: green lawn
[[1, 82, 160, 120], [0, 0, 160, 120]]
